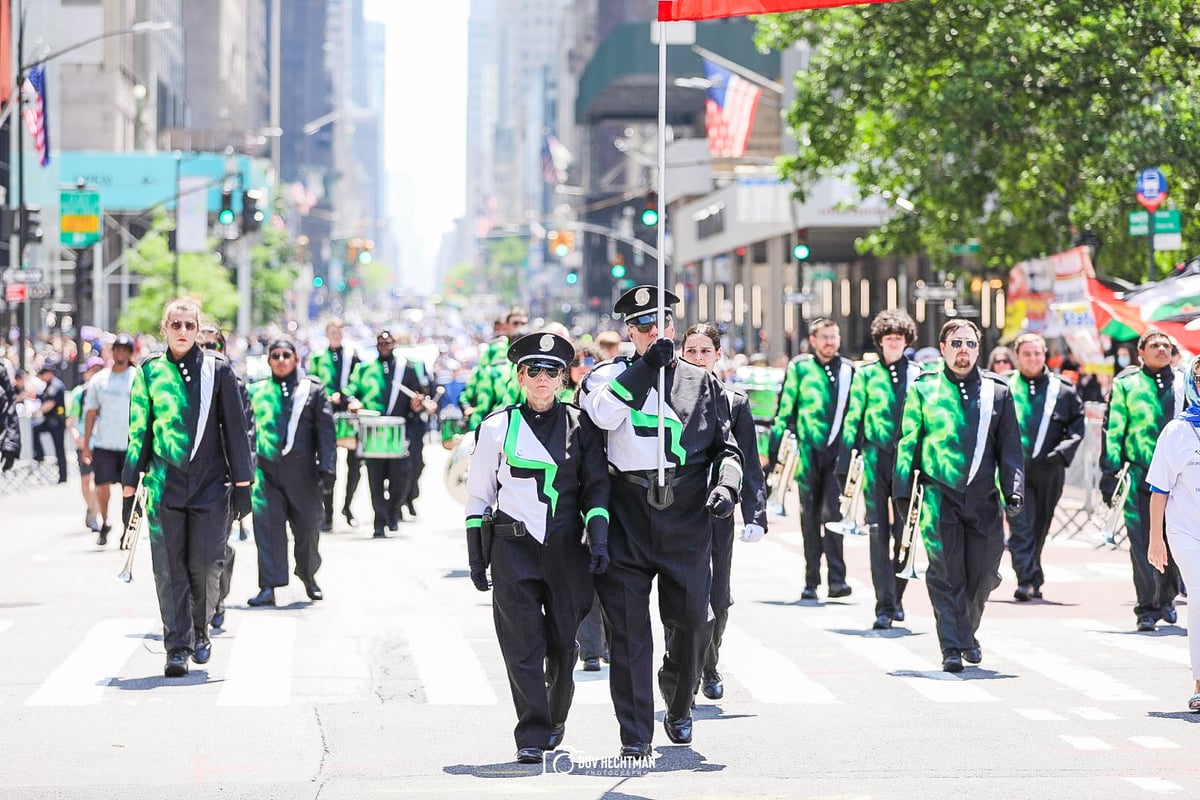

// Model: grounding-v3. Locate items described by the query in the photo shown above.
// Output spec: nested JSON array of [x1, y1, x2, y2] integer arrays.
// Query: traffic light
[[641, 192, 659, 227], [610, 253, 626, 279], [218, 191, 235, 225], [22, 205, 43, 243], [356, 239, 374, 265], [312, 276, 325, 288], [241, 190, 265, 233], [792, 229, 811, 261], [549, 229, 575, 258], [566, 270, 579, 285]]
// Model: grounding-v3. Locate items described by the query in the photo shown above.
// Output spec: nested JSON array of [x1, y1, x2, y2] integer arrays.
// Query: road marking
[[218, 617, 297, 706], [986, 635, 1157, 702], [1122, 777, 1183, 793], [0, 621, 12, 637], [1085, 562, 1134, 580], [1059, 735, 1113, 751], [1061, 618, 1190, 666], [401, 611, 497, 705], [1015, 709, 1066, 721], [26, 618, 154, 706], [571, 668, 612, 705], [813, 616, 998, 703], [1070, 707, 1120, 721], [999, 562, 1082, 584], [720, 624, 838, 704], [1128, 736, 1180, 750]]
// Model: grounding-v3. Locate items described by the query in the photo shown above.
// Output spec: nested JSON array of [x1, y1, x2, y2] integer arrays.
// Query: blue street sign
[[1136, 168, 1167, 200]]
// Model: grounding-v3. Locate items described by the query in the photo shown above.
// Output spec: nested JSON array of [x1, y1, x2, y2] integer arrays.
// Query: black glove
[[122, 494, 136, 529], [1, 452, 14, 472], [586, 519, 610, 575], [706, 485, 736, 519], [469, 561, 490, 592], [1099, 472, 1118, 506], [1004, 494, 1023, 521], [232, 485, 253, 520], [642, 338, 675, 371], [466, 525, 490, 591], [319, 471, 336, 494]]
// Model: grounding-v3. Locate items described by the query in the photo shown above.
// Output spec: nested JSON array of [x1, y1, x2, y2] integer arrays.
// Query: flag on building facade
[[22, 65, 50, 167], [541, 133, 573, 186], [702, 58, 762, 158], [659, 0, 905, 22]]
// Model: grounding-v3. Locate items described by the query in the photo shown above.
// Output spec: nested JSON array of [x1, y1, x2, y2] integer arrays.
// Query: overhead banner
[[1004, 246, 1094, 339]]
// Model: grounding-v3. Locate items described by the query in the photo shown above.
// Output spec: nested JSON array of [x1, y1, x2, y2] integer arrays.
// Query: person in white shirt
[[82, 334, 137, 543], [1147, 354, 1200, 711]]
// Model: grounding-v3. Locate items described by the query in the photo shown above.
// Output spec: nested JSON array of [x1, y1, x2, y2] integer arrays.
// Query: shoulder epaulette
[[138, 352, 165, 366], [983, 371, 1009, 386], [1115, 365, 1141, 381], [481, 404, 519, 425], [792, 353, 814, 363]]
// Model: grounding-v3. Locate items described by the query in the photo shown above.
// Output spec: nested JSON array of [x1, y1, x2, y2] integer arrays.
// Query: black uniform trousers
[[253, 467, 322, 588], [324, 447, 363, 523], [701, 513, 735, 676], [490, 526, 593, 750], [365, 455, 413, 533], [1125, 488, 1180, 620], [576, 592, 608, 660], [33, 418, 67, 482], [597, 471, 713, 745], [149, 487, 230, 653], [403, 425, 425, 507], [866, 447, 907, 618], [797, 447, 847, 590], [215, 508, 236, 619], [1008, 459, 1066, 589], [921, 483, 1005, 653]]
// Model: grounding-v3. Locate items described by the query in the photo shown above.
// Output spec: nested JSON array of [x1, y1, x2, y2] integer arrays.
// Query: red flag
[[659, 0, 905, 22]]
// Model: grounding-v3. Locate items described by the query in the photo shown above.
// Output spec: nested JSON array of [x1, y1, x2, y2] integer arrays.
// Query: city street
[[0, 447, 1197, 800]]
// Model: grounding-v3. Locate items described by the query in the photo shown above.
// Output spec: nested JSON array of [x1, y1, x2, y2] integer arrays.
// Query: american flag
[[22, 65, 50, 167], [541, 133, 573, 186], [659, 0, 905, 22], [702, 59, 762, 158]]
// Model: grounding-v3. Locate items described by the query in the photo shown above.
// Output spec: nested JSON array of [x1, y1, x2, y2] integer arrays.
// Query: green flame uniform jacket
[[770, 354, 855, 495], [309, 346, 361, 408], [1101, 365, 1185, 509], [463, 337, 512, 430]]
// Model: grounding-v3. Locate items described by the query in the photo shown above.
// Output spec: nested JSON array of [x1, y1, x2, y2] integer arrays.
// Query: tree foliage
[[480, 236, 527, 306], [250, 226, 301, 327], [758, 1, 1200, 282]]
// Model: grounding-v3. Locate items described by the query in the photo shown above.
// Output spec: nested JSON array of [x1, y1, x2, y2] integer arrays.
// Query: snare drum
[[357, 414, 409, 459], [334, 413, 360, 450]]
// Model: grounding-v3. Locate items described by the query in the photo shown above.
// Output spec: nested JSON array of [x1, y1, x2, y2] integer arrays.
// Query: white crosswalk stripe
[[218, 616, 298, 706], [1061, 618, 1191, 666], [26, 618, 154, 706], [719, 623, 838, 704], [984, 633, 1159, 703], [0, 620, 12, 637], [1123, 777, 1184, 793]]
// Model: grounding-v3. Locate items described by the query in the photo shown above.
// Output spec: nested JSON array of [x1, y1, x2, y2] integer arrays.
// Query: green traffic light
[[357, 251, 373, 265], [218, 208, 235, 225], [313, 276, 324, 288], [565, 272, 579, 285], [793, 242, 811, 260], [336, 280, 347, 292], [641, 207, 659, 227], [611, 264, 627, 278], [554, 243, 569, 258]]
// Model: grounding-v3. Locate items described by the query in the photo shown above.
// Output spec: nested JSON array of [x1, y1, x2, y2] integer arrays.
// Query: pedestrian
[[83, 334, 138, 544], [1146, 354, 1200, 710], [1101, 331, 1185, 632], [246, 339, 336, 607], [122, 297, 254, 677], [894, 319, 1024, 673], [32, 361, 68, 483], [464, 331, 610, 764], [595, 330, 622, 362], [309, 318, 364, 529], [578, 285, 742, 757], [69, 357, 105, 534], [0, 364, 18, 472], [841, 309, 922, 630], [986, 346, 1015, 376], [679, 322, 767, 702], [768, 318, 856, 600], [1006, 333, 1085, 602]]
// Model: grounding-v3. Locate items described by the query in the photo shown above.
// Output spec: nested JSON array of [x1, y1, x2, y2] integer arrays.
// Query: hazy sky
[[364, 0, 469, 269]]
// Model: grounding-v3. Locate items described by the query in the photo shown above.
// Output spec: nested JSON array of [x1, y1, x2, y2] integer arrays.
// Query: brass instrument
[[896, 471, 926, 581], [765, 430, 799, 515], [826, 449, 868, 535], [1093, 462, 1131, 546], [116, 476, 148, 584]]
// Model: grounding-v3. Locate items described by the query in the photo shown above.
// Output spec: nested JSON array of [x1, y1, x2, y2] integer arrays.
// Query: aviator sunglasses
[[167, 319, 198, 332], [524, 366, 562, 379], [948, 338, 979, 350]]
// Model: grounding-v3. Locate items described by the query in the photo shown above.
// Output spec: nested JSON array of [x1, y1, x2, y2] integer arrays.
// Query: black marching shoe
[[873, 613, 893, 630], [164, 649, 189, 677], [663, 713, 693, 744], [962, 646, 982, 665], [304, 580, 323, 601], [248, 587, 276, 607], [800, 586, 819, 601], [892, 606, 906, 622], [1030, 587, 1044, 600], [546, 723, 565, 750], [320, 519, 333, 533], [700, 670, 724, 700], [343, 509, 357, 528], [97, 524, 111, 546], [372, 529, 387, 539], [827, 583, 852, 599], [211, 603, 225, 630], [1013, 584, 1033, 602], [582, 656, 601, 671], [1162, 608, 1178, 625], [192, 638, 212, 665], [405, 502, 417, 517], [942, 649, 964, 673], [620, 743, 653, 759], [516, 747, 543, 765], [1137, 615, 1157, 632]]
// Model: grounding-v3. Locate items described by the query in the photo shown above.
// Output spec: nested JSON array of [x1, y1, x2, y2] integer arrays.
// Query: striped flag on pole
[[659, 0, 905, 22], [702, 59, 761, 158], [22, 65, 50, 167]]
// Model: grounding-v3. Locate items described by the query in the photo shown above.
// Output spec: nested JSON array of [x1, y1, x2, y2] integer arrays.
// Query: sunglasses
[[167, 320, 198, 332], [525, 366, 562, 379], [992, 357, 1012, 365], [570, 357, 595, 368], [269, 352, 295, 361], [948, 339, 979, 350], [201, 341, 224, 352]]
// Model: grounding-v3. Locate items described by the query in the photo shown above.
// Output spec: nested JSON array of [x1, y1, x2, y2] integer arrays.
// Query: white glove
[[740, 523, 765, 543]]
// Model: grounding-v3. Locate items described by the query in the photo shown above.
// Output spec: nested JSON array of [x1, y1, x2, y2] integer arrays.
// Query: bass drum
[[444, 434, 474, 505]]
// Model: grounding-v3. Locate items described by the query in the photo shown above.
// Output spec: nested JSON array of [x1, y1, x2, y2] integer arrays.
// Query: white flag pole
[[656, 21, 668, 488]]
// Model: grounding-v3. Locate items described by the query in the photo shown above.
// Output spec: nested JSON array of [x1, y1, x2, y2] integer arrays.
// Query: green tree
[[480, 236, 527, 305], [250, 226, 301, 327], [758, 2, 1200, 283]]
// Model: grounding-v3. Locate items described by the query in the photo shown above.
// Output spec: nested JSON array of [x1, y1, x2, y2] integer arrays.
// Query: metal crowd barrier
[[1051, 402, 1120, 547]]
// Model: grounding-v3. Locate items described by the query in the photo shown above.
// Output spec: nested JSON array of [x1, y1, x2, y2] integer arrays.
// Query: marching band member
[[464, 311, 528, 430], [768, 318, 855, 600], [464, 332, 610, 764], [680, 323, 767, 701], [1101, 331, 1184, 631], [392, 332, 434, 517], [894, 320, 1024, 673], [309, 319, 363, 529], [842, 310, 921, 629], [122, 298, 254, 677], [246, 339, 336, 607], [578, 286, 742, 757], [1007, 333, 1085, 602]]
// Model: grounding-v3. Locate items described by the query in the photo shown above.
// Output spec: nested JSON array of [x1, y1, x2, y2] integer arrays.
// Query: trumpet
[[1092, 462, 1131, 546], [765, 430, 799, 514], [116, 476, 148, 584], [826, 449, 868, 535], [896, 471, 926, 581]]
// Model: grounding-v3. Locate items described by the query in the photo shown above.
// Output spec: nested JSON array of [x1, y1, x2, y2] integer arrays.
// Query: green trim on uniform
[[504, 409, 560, 515], [584, 507, 609, 524]]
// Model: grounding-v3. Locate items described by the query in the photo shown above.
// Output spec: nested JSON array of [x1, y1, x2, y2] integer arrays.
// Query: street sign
[[1129, 209, 1180, 237], [60, 189, 102, 247], [5, 283, 27, 303], [784, 291, 815, 305], [1154, 232, 1183, 251], [1129, 210, 1149, 236], [1, 267, 44, 283], [1136, 167, 1167, 212], [947, 240, 981, 255], [913, 285, 958, 301]]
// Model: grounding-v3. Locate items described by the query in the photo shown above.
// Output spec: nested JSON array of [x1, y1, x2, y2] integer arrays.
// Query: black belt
[[609, 463, 707, 489], [493, 521, 529, 538]]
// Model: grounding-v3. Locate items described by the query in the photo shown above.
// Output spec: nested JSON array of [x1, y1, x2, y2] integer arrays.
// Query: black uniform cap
[[614, 284, 681, 326], [507, 332, 574, 370]]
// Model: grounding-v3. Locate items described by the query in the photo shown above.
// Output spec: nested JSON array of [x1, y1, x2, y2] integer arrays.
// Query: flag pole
[[656, 20, 668, 489]]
